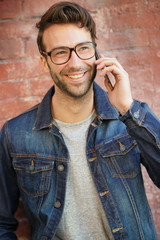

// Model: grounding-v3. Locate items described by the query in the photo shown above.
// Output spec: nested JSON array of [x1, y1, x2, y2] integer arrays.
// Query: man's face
[[42, 23, 96, 99]]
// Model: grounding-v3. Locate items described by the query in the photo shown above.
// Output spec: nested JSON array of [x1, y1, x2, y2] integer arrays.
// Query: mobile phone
[[95, 49, 114, 91]]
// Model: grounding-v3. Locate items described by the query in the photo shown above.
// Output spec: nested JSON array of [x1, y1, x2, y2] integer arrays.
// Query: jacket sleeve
[[120, 100, 160, 189], [0, 122, 19, 239]]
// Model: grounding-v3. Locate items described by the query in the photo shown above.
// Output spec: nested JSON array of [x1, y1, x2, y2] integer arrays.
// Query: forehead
[[43, 23, 92, 51]]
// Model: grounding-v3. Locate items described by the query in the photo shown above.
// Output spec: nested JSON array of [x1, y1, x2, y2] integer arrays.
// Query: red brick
[[15, 200, 31, 239], [0, 62, 24, 81], [128, 67, 154, 91], [132, 87, 155, 109], [111, 13, 157, 31], [147, 1, 160, 13], [127, 67, 156, 107], [21, 0, 55, 18], [109, 1, 158, 15], [0, 39, 24, 59], [98, 29, 150, 51], [0, 98, 40, 121], [25, 37, 40, 57], [83, 0, 111, 10], [0, 0, 21, 20], [93, 7, 111, 41], [147, 29, 160, 47], [0, 58, 45, 81], [107, 2, 160, 40], [24, 57, 48, 78], [107, 47, 155, 69], [0, 81, 30, 100], [15, 218, 30, 240], [30, 79, 53, 96], [0, 20, 38, 39]]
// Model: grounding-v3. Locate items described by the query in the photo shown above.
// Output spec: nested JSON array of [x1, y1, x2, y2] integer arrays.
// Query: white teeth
[[67, 73, 84, 79]]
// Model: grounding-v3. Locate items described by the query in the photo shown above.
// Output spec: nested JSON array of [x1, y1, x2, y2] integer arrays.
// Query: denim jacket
[[0, 82, 160, 240]]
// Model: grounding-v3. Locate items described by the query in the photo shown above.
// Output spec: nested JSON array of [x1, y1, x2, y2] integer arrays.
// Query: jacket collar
[[93, 82, 119, 120], [33, 82, 119, 130], [33, 86, 55, 130]]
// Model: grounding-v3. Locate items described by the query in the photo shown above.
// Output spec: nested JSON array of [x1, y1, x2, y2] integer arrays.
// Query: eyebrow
[[47, 41, 92, 53], [49, 46, 69, 51]]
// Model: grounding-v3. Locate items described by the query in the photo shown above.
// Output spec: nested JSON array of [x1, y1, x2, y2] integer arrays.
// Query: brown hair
[[36, 1, 97, 53]]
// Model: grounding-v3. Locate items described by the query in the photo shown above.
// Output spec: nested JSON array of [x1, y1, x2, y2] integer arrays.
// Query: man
[[0, 2, 160, 240]]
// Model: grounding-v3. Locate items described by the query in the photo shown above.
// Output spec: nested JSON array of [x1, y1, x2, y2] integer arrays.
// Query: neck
[[51, 86, 94, 123]]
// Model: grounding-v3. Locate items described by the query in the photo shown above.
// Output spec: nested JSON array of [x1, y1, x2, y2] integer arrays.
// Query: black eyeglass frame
[[40, 41, 97, 65]]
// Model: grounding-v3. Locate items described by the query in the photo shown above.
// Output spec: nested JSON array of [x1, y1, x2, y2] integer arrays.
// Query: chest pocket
[[13, 157, 54, 198], [99, 133, 141, 178]]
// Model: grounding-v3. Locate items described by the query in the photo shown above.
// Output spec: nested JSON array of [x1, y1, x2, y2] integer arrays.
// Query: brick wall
[[0, 0, 160, 239]]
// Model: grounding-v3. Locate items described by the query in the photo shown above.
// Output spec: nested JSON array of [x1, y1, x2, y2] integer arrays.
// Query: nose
[[67, 49, 82, 66]]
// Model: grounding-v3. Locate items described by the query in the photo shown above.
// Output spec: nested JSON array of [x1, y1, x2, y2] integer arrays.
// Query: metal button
[[58, 164, 64, 172], [29, 160, 34, 171], [120, 144, 126, 152], [29, 165, 34, 171], [133, 111, 139, 119], [41, 236, 48, 240], [54, 201, 61, 208]]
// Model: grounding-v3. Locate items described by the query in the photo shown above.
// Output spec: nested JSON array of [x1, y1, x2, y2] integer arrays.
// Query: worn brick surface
[[0, 0, 160, 239], [0, 0, 21, 20], [0, 38, 24, 59]]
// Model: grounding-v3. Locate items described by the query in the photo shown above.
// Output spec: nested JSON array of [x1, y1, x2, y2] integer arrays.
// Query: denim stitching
[[91, 132, 136, 152], [111, 157, 145, 240], [91, 157, 125, 236], [5, 121, 12, 156], [20, 175, 50, 197]]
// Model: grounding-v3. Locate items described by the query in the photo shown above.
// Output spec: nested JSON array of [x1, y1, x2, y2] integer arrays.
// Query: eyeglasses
[[41, 42, 97, 65]]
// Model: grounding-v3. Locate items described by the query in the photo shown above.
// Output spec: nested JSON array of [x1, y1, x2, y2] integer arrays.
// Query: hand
[[95, 56, 133, 115]]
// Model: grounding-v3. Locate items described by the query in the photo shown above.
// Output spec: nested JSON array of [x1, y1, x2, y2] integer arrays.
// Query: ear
[[40, 55, 50, 73]]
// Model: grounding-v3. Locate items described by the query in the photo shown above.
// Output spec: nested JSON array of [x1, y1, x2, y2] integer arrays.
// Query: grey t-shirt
[[54, 111, 113, 240]]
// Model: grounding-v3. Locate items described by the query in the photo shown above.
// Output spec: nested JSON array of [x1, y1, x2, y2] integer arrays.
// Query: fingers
[[95, 55, 133, 114], [96, 56, 124, 72], [100, 65, 119, 78], [95, 56, 128, 81]]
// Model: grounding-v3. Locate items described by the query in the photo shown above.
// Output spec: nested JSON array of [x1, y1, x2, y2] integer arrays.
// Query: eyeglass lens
[[50, 42, 95, 65]]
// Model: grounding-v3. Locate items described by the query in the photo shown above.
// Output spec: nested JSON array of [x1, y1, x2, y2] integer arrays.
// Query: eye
[[55, 50, 67, 56], [52, 49, 68, 57], [79, 46, 90, 51]]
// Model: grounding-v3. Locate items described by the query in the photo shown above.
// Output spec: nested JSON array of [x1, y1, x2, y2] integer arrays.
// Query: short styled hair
[[36, 1, 97, 53]]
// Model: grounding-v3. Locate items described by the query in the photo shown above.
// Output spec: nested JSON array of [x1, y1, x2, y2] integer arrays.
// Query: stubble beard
[[48, 64, 97, 99]]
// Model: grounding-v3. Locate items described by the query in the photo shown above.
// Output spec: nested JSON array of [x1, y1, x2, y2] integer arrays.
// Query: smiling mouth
[[67, 73, 85, 79], [65, 72, 87, 81]]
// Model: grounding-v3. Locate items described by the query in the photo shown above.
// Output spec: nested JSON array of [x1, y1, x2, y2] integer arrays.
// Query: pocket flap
[[99, 134, 137, 157]]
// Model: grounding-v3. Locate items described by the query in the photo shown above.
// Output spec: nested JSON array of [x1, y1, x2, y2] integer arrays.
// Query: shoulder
[[6, 103, 40, 133]]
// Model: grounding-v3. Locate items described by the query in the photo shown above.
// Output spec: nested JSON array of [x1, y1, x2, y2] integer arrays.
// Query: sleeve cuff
[[119, 100, 146, 125]]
